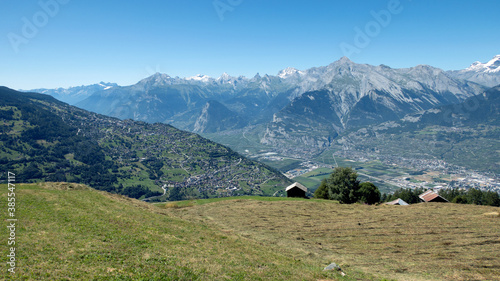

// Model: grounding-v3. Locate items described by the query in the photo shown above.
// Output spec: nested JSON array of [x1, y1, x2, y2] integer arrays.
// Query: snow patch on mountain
[[277, 67, 305, 79], [464, 55, 500, 73], [447, 55, 500, 87], [186, 74, 212, 83]]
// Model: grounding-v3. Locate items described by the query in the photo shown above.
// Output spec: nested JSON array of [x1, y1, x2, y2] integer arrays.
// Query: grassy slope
[[2, 183, 500, 280], [0, 184, 327, 280], [165, 197, 500, 281]]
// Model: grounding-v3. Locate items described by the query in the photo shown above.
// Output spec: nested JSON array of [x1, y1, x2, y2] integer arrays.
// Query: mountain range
[[27, 82, 118, 105], [23, 55, 500, 170], [28, 55, 500, 106], [28, 56, 499, 133], [260, 58, 486, 153]]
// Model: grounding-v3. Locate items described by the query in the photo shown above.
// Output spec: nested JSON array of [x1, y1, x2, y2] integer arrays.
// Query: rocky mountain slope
[[335, 85, 500, 173], [192, 100, 248, 133], [0, 87, 290, 199], [74, 72, 296, 131], [261, 58, 485, 154]]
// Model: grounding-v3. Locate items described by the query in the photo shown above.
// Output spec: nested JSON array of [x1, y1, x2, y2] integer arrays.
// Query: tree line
[[314, 167, 499, 207], [438, 188, 499, 206]]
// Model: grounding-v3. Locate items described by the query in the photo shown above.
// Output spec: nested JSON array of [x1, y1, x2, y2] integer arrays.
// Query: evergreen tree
[[451, 195, 469, 204], [439, 188, 466, 202], [440, 188, 499, 207], [313, 179, 329, 199], [482, 191, 500, 207], [381, 193, 387, 202], [468, 188, 483, 205], [358, 182, 381, 204]]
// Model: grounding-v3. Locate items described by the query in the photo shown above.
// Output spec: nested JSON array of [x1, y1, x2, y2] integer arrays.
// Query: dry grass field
[[165, 198, 500, 281]]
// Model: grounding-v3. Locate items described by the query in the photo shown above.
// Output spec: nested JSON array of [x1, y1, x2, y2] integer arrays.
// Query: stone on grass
[[323, 262, 346, 276]]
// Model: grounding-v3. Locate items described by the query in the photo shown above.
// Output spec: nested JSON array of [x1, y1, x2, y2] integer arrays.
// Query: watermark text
[[213, 0, 243, 22], [340, 0, 404, 57], [7, 0, 70, 54], [6, 172, 17, 274]]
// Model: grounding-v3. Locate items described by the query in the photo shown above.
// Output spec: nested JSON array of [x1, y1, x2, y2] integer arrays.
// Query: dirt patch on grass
[[37, 182, 90, 190], [482, 211, 500, 217]]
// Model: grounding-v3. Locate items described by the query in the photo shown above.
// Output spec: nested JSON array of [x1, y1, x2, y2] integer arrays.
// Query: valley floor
[[203, 129, 500, 195]]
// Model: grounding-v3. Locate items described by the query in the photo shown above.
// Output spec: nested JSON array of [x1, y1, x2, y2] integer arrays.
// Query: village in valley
[[248, 148, 500, 196]]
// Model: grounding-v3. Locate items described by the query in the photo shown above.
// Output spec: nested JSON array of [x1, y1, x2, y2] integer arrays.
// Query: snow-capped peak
[[217, 72, 236, 83], [186, 74, 212, 82], [277, 67, 304, 79], [485, 55, 500, 69], [97, 82, 115, 90], [464, 55, 500, 73]]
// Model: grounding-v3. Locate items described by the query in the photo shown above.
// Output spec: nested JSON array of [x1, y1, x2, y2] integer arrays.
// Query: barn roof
[[386, 198, 409, 205], [285, 182, 307, 192], [419, 190, 449, 202]]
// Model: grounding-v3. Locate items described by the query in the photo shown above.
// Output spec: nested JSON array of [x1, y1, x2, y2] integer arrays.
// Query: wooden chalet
[[285, 182, 308, 198]]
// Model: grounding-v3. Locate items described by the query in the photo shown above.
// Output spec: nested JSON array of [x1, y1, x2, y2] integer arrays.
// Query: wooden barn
[[419, 190, 449, 203], [285, 182, 308, 198]]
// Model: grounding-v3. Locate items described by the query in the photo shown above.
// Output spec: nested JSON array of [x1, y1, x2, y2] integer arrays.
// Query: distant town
[[251, 149, 500, 194]]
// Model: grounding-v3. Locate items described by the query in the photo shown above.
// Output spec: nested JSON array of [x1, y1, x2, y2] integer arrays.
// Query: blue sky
[[1, 0, 499, 89]]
